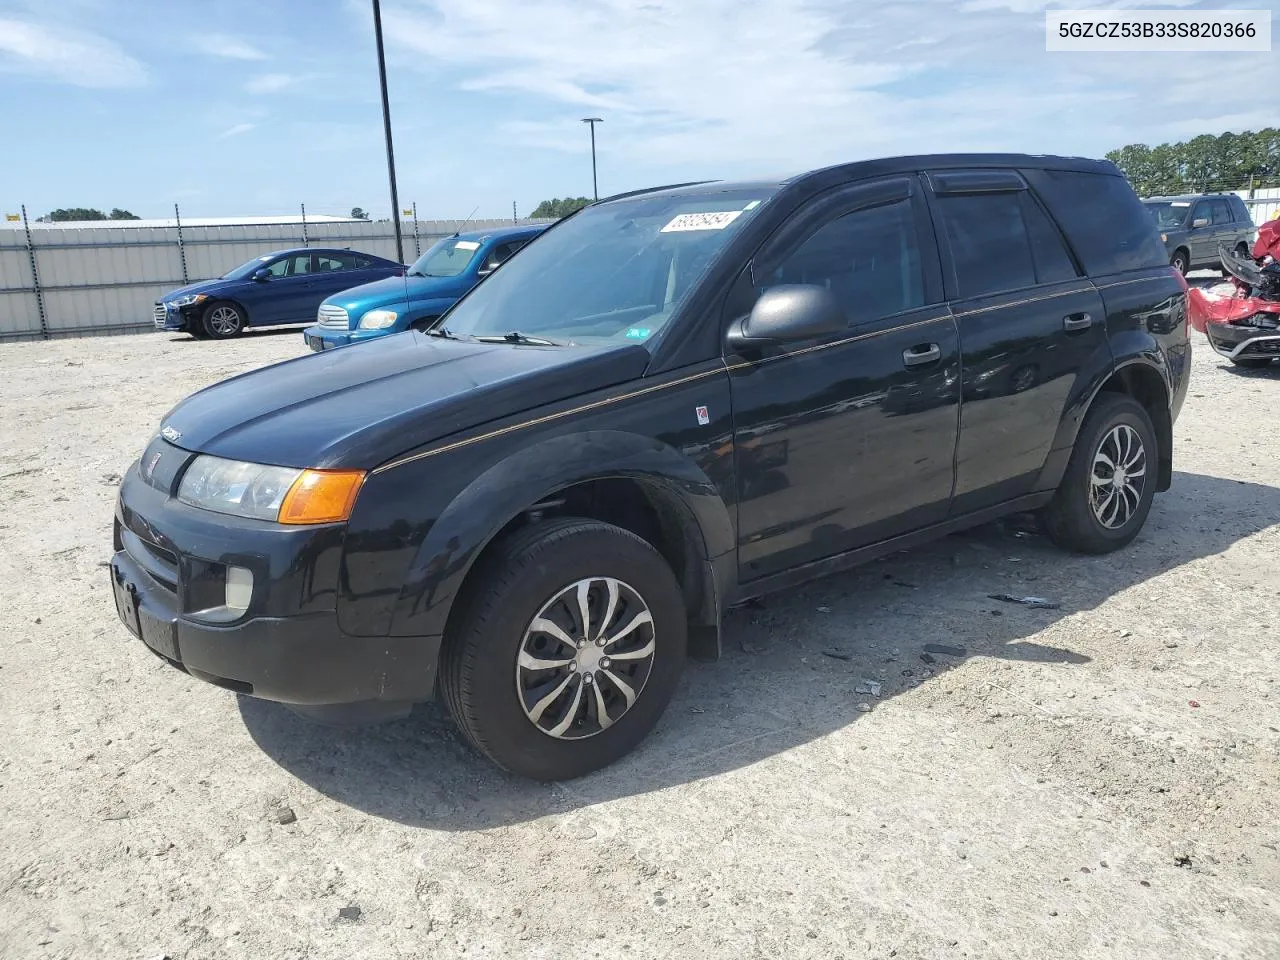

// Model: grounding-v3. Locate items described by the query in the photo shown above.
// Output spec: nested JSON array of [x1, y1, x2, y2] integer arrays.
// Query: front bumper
[[1205, 321, 1280, 361], [302, 325, 390, 352], [111, 459, 439, 706]]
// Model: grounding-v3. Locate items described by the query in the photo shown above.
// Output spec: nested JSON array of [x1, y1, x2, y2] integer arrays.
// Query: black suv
[[111, 154, 1190, 780], [1143, 192, 1257, 274]]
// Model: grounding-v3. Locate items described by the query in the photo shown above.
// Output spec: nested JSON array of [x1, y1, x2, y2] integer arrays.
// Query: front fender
[[381, 429, 734, 639]]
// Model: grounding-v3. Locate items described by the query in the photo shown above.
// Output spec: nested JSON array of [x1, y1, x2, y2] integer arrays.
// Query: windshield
[[1143, 201, 1191, 229], [408, 237, 483, 278], [221, 254, 276, 280], [436, 189, 770, 345]]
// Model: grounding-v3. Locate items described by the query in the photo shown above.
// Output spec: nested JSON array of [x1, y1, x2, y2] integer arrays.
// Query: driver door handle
[[902, 343, 941, 368], [1063, 312, 1093, 332]]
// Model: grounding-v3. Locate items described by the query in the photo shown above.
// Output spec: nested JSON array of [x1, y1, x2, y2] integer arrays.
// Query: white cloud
[[0, 18, 145, 87], [195, 34, 268, 61], [244, 73, 302, 94], [217, 122, 257, 140], [380, 0, 1279, 177]]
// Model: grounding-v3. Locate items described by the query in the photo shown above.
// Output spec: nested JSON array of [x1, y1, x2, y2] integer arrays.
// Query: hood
[[161, 278, 230, 301], [323, 274, 463, 312], [160, 333, 651, 469]]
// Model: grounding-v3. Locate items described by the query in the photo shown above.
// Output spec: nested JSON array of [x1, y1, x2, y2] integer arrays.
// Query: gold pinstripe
[[374, 275, 1173, 474]]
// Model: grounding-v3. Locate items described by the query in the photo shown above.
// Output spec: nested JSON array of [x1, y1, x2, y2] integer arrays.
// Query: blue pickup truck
[[302, 224, 545, 351]]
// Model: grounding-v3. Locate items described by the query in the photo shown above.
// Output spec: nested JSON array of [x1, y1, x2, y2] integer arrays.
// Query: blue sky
[[1, 0, 1277, 221]]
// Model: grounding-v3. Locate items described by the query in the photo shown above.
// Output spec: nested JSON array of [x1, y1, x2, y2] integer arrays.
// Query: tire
[[188, 323, 211, 340], [1231, 357, 1273, 369], [1041, 394, 1158, 555], [1234, 242, 1251, 260], [440, 517, 687, 780], [1171, 248, 1189, 275], [201, 301, 246, 339]]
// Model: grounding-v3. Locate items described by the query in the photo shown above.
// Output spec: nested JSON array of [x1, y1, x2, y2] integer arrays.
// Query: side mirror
[[726, 284, 846, 351], [251, 268, 271, 281], [1191, 217, 1210, 228]]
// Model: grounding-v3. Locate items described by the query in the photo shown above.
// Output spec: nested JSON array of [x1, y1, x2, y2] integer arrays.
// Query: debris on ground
[[988, 594, 1061, 610], [854, 679, 883, 696], [855, 703, 872, 713], [923, 644, 966, 658], [271, 806, 297, 825], [920, 652, 937, 665], [337, 905, 362, 922], [821, 649, 851, 661], [1189, 700, 1201, 708]]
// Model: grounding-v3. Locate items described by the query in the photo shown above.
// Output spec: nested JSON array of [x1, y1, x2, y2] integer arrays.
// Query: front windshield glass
[[221, 254, 275, 280], [437, 189, 771, 345], [408, 238, 483, 278], [1144, 201, 1191, 229]]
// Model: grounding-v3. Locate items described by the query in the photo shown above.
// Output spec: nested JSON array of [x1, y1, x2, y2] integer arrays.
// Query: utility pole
[[372, 0, 404, 264], [581, 117, 603, 201]]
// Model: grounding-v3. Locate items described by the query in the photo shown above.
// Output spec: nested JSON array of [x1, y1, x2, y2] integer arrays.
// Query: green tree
[[350, 207, 371, 220], [529, 197, 592, 219], [1108, 129, 1280, 196], [40, 207, 107, 222], [109, 208, 140, 220]]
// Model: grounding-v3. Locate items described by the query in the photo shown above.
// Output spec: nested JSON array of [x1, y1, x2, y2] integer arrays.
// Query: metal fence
[[0, 209, 548, 342]]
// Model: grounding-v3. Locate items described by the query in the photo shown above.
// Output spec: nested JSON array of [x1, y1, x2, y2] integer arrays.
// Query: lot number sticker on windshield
[[661, 211, 743, 232]]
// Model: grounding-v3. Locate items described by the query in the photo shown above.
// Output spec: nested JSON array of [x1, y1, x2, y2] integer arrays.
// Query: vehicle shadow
[[168, 326, 306, 344], [1217, 359, 1279, 378], [239, 470, 1280, 829]]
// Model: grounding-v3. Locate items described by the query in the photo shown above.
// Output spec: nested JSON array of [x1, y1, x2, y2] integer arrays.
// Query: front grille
[[154, 303, 167, 329], [120, 525, 178, 595], [317, 305, 350, 330]]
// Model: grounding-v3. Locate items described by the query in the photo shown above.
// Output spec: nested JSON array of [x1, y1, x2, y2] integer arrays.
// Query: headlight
[[1160, 233, 1168, 243], [358, 309, 399, 330], [177, 455, 366, 524], [170, 293, 209, 308]]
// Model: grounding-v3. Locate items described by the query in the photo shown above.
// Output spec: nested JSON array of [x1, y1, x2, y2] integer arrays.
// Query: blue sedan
[[154, 247, 405, 340]]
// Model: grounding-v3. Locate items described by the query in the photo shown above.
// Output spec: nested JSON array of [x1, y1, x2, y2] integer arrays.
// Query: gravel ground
[[1, 324, 1278, 960]]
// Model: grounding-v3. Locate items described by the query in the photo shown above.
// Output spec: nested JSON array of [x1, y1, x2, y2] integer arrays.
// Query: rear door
[[311, 251, 371, 299], [728, 175, 961, 581], [925, 169, 1106, 515], [1187, 200, 1216, 265]]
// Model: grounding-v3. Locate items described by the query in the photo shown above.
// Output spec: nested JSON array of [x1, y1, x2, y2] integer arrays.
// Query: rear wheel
[[1231, 357, 1273, 369], [1041, 394, 1158, 555], [1171, 248, 1189, 275], [440, 518, 686, 780], [202, 301, 246, 339]]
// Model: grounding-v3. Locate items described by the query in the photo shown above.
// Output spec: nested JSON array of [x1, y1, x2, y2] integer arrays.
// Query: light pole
[[372, 0, 404, 264], [581, 117, 603, 201]]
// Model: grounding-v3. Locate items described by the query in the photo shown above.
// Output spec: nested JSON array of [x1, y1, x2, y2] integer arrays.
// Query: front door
[[251, 252, 316, 324], [924, 170, 1108, 514], [728, 176, 960, 582]]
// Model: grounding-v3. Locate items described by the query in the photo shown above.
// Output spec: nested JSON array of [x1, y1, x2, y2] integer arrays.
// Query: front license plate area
[[112, 564, 179, 661]]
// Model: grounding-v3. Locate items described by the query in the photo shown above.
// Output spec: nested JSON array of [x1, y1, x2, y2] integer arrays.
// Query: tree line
[[530, 197, 591, 219], [1106, 128, 1280, 197], [38, 207, 140, 222]]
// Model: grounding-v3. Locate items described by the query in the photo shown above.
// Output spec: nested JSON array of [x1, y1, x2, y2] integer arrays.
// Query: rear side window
[[1021, 194, 1078, 283], [762, 198, 924, 325], [1230, 195, 1252, 224], [1210, 199, 1234, 225], [1023, 170, 1167, 276], [936, 193, 1038, 298]]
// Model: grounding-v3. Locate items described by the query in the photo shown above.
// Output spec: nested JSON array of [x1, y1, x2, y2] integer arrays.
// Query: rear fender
[[385, 430, 735, 641]]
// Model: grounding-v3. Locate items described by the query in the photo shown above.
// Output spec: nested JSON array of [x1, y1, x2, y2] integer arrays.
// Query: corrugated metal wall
[[0, 218, 543, 342]]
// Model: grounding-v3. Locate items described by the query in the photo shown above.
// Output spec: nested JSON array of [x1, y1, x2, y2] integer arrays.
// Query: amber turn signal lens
[[278, 470, 366, 524]]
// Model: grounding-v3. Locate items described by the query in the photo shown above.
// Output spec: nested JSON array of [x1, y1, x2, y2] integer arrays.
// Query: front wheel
[[1171, 249, 1189, 275], [201, 301, 246, 339], [1041, 394, 1158, 555], [1231, 357, 1273, 369], [440, 518, 687, 780]]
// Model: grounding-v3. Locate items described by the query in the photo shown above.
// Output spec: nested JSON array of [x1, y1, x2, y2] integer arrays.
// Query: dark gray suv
[[1143, 193, 1257, 274]]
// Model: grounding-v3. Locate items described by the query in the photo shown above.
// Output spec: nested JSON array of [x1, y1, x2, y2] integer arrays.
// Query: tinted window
[[484, 240, 524, 271], [937, 192, 1037, 298], [1021, 194, 1077, 283], [314, 252, 362, 272], [1025, 170, 1168, 275], [1230, 195, 1253, 224], [265, 253, 312, 277], [762, 199, 923, 325], [1210, 200, 1234, 225]]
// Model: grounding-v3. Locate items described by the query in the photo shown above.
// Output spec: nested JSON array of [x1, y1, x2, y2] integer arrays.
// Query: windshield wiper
[[475, 331, 560, 346]]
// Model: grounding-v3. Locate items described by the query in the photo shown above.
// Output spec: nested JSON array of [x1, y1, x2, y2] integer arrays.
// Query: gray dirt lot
[[1, 325, 1278, 960]]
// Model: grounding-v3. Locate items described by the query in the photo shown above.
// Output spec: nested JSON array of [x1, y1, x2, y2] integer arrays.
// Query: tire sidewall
[[202, 301, 245, 339], [1171, 250, 1188, 275], [1073, 399, 1158, 548], [455, 525, 686, 780]]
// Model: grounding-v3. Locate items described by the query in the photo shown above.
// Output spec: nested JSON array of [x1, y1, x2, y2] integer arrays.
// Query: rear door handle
[[902, 343, 941, 368], [1063, 312, 1093, 333]]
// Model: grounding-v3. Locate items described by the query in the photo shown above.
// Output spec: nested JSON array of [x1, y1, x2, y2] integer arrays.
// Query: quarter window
[[762, 199, 924, 326], [937, 193, 1038, 298]]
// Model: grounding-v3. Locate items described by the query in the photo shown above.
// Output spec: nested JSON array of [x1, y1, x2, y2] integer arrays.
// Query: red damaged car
[[1188, 217, 1280, 369]]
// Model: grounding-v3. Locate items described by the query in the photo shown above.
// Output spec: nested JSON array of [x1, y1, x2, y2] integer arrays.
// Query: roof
[[597, 154, 1120, 205], [452, 223, 548, 242]]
